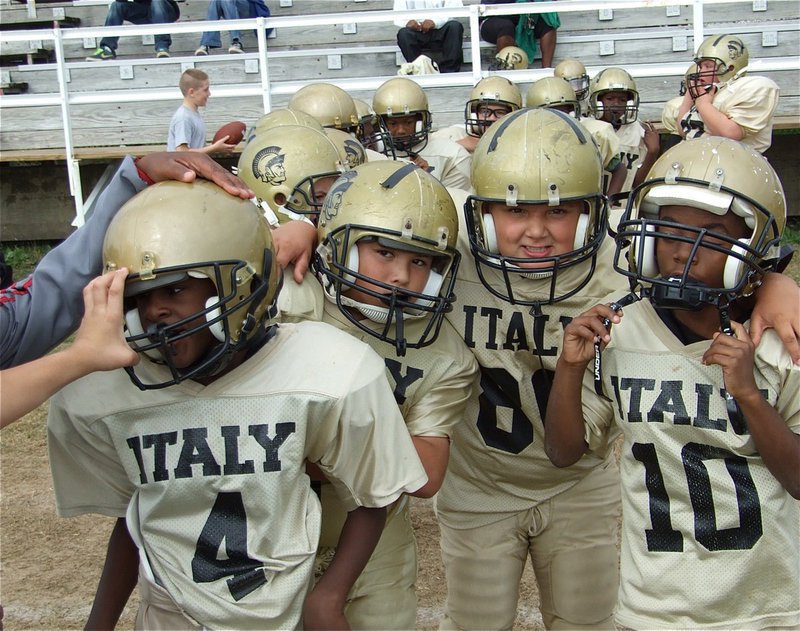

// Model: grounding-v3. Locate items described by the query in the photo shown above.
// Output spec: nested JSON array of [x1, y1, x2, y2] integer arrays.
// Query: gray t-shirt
[[167, 105, 206, 151]]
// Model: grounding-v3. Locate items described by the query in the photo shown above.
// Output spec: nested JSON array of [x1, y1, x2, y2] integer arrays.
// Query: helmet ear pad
[[630, 224, 659, 277], [205, 296, 225, 342], [573, 212, 590, 250], [723, 238, 751, 290], [344, 243, 359, 284], [481, 212, 499, 254], [124, 309, 165, 361]]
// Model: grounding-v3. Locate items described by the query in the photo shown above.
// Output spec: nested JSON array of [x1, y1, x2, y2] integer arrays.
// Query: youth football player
[[545, 137, 799, 629]]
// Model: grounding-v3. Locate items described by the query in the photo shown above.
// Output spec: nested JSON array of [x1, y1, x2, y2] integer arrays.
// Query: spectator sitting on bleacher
[[394, 0, 464, 74], [87, 0, 180, 61], [195, 0, 272, 56], [480, 0, 559, 69], [167, 69, 236, 155]]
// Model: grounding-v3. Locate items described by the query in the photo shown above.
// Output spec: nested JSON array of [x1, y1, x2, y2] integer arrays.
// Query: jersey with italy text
[[435, 205, 626, 529], [580, 299, 800, 629], [47, 321, 427, 630], [278, 274, 479, 543]]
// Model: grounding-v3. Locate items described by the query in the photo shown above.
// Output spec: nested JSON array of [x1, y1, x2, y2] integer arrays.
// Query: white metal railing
[[0, 0, 798, 225]]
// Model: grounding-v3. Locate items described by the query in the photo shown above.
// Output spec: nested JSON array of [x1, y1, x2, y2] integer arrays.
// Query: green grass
[[784, 217, 800, 245], [2, 241, 53, 281]]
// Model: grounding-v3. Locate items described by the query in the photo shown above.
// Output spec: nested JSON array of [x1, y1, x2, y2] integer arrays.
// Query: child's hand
[[70, 269, 139, 372], [411, 154, 430, 171], [303, 586, 350, 630], [703, 321, 759, 401], [208, 136, 237, 154], [272, 220, 317, 283], [560, 303, 622, 368]]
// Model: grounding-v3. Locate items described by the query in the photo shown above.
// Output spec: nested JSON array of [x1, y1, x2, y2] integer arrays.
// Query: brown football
[[213, 121, 246, 145]]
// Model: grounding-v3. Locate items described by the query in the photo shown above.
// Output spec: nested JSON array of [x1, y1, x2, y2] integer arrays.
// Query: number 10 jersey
[[581, 300, 800, 629]]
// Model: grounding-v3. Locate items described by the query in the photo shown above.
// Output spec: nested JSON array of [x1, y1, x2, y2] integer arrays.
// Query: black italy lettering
[[384, 358, 424, 405], [249, 423, 296, 472], [619, 378, 655, 423], [693, 384, 727, 432], [502, 311, 530, 352], [462, 305, 477, 348], [142, 431, 178, 482], [647, 380, 689, 425], [221, 426, 256, 476], [531, 311, 558, 356], [126, 436, 148, 484], [480, 306, 503, 350], [174, 428, 222, 479]]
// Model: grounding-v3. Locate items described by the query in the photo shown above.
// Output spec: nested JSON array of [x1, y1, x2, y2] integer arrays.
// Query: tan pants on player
[[439, 460, 621, 630], [317, 484, 417, 630]]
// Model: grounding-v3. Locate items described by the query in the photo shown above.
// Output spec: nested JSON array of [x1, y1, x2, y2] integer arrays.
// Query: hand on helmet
[[136, 152, 253, 199]]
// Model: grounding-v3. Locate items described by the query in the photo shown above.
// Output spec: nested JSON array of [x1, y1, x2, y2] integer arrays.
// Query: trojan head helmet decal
[[253, 146, 287, 185], [321, 170, 358, 224]]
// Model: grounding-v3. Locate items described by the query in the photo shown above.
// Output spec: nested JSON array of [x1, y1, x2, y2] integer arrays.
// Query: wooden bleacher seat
[[0, 16, 80, 30]]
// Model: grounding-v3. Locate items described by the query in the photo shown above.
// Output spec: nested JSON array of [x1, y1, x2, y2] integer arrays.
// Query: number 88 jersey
[[581, 299, 800, 629]]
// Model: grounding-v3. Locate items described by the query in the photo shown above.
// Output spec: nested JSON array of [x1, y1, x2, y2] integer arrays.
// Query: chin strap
[[393, 303, 407, 357], [593, 292, 642, 399], [716, 300, 747, 432]]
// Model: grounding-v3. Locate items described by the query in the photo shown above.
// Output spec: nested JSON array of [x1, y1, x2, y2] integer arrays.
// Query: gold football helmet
[[372, 77, 432, 153], [692, 34, 749, 85], [589, 67, 640, 125], [353, 97, 395, 157], [324, 128, 367, 170], [237, 125, 345, 224], [491, 45, 529, 71], [464, 75, 522, 137], [554, 58, 590, 101], [615, 136, 785, 307], [288, 82, 361, 134], [526, 77, 581, 118], [249, 108, 324, 143], [467, 107, 607, 306], [315, 161, 460, 354], [102, 180, 281, 389]]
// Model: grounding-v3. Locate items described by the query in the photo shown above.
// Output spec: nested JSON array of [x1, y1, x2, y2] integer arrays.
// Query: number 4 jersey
[[47, 321, 428, 630], [581, 300, 800, 629]]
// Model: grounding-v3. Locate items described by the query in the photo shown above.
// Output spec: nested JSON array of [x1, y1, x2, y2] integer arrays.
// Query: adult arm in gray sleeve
[[0, 157, 146, 369]]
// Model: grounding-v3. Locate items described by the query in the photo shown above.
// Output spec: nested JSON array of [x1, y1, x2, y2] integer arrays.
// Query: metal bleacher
[[0, 0, 798, 233]]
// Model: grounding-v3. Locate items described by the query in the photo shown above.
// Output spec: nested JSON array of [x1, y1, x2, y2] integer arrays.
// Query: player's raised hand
[[703, 321, 759, 401], [560, 303, 622, 367], [136, 151, 254, 199], [72, 268, 139, 372]]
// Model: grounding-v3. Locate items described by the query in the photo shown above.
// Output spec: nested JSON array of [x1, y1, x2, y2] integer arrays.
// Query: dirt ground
[[0, 404, 543, 631]]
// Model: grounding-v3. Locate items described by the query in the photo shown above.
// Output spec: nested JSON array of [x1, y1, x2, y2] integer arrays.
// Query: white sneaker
[[195, 45, 209, 56], [228, 40, 244, 54]]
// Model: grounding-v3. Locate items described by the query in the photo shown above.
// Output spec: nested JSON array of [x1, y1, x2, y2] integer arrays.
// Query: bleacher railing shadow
[[0, 0, 798, 225]]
